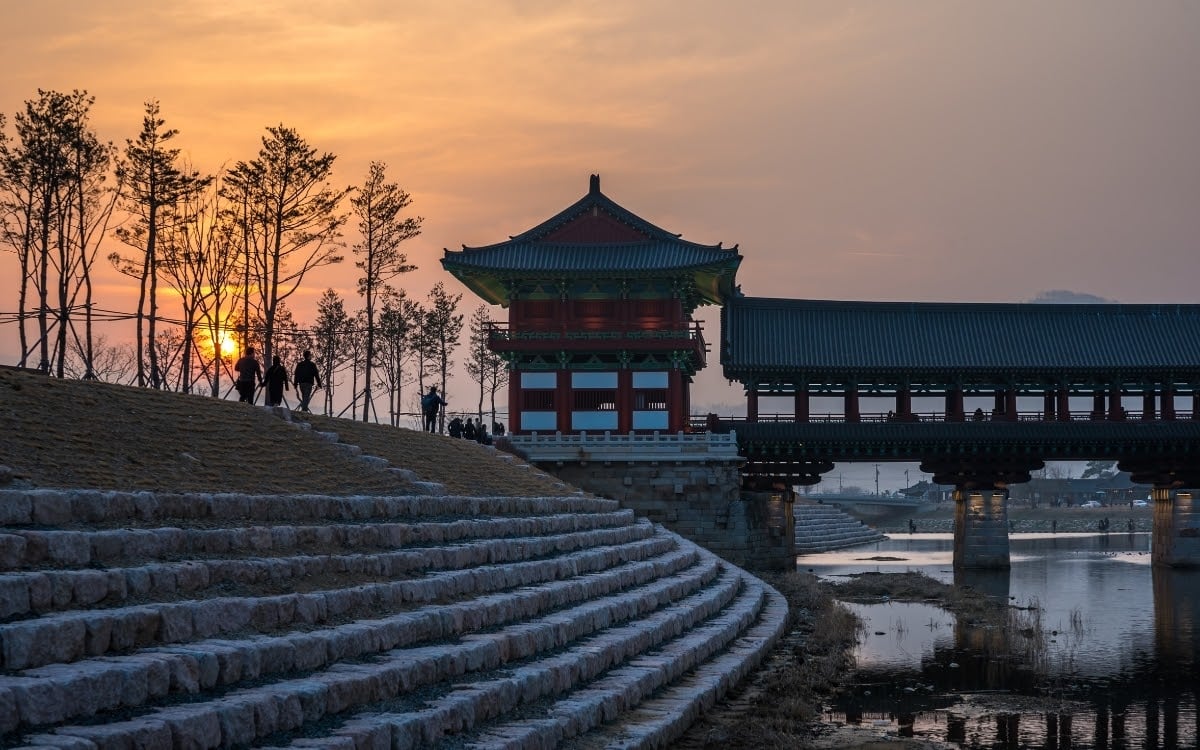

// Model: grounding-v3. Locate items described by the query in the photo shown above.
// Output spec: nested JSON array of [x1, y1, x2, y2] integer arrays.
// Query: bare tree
[[63, 334, 136, 384], [351, 161, 421, 422], [1, 90, 113, 374], [223, 125, 350, 367], [313, 288, 351, 416], [423, 282, 463, 432], [376, 290, 420, 426], [466, 304, 508, 429], [165, 172, 241, 396], [110, 101, 210, 388]]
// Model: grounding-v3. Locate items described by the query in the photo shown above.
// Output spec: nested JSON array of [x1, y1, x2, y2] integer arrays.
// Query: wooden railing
[[690, 410, 1197, 428]]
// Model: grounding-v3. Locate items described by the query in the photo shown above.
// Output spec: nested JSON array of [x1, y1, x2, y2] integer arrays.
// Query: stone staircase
[[0, 486, 787, 749], [793, 501, 887, 554]]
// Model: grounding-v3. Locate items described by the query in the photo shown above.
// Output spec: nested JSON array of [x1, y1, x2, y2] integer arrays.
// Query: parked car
[[1133, 499, 1149, 508], [1081, 500, 1102, 508]]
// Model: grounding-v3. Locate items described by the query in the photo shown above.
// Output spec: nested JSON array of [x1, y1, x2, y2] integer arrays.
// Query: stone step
[[465, 578, 787, 750], [0, 490, 618, 529], [793, 504, 887, 554], [552, 582, 788, 750], [1, 535, 706, 733], [12, 554, 739, 748], [0, 510, 637, 571], [0, 520, 657, 619], [0, 527, 680, 671], [254, 564, 757, 749]]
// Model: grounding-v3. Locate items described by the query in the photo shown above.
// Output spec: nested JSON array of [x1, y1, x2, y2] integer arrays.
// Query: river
[[802, 532, 1200, 748]]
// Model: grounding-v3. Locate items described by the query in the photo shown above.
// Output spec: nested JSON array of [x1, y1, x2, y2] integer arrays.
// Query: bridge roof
[[721, 296, 1200, 382]]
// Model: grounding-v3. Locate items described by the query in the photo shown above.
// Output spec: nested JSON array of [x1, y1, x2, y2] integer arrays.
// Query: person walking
[[234, 347, 263, 404], [263, 355, 290, 407], [293, 350, 322, 413], [463, 417, 477, 441], [421, 386, 446, 433]]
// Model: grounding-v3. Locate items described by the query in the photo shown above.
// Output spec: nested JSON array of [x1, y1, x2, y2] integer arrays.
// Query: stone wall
[[544, 461, 795, 571]]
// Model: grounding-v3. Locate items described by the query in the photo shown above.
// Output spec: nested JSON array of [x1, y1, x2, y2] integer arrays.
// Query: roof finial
[[589, 174, 600, 194]]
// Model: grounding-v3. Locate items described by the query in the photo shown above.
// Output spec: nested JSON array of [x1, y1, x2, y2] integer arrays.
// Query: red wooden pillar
[[1162, 383, 1175, 421], [993, 390, 1005, 419], [1109, 385, 1124, 420], [1092, 391, 1105, 420], [1142, 390, 1156, 421], [747, 388, 759, 423], [794, 384, 809, 423], [668, 370, 685, 432], [1005, 389, 1018, 422], [946, 386, 964, 422], [845, 384, 860, 423], [508, 371, 522, 433], [556, 370, 571, 432], [1057, 388, 1071, 422], [1042, 391, 1056, 421], [1193, 391, 1200, 420]]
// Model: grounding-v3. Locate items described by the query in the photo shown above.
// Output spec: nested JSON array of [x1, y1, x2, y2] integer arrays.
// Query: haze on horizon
[[2, 1, 1198, 416]]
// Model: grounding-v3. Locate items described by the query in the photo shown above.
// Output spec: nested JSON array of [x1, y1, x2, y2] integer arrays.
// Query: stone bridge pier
[[923, 459, 1043, 570], [1150, 489, 1200, 567], [1122, 461, 1200, 568]]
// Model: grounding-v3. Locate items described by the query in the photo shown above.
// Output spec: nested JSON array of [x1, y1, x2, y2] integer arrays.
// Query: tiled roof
[[443, 240, 740, 274], [721, 297, 1200, 378], [443, 175, 739, 275]]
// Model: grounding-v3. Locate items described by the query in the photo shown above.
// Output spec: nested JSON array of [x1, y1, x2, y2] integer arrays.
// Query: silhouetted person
[[973, 407, 985, 421], [234, 347, 262, 404], [493, 421, 505, 436], [263, 355, 290, 407], [421, 386, 446, 433], [477, 423, 491, 445], [293, 350, 322, 413], [463, 417, 477, 441], [448, 416, 464, 438]]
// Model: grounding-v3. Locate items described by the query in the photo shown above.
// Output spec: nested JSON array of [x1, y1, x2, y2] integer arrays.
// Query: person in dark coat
[[234, 347, 263, 404], [263, 355, 290, 407], [421, 386, 446, 433], [292, 350, 322, 413], [463, 418, 477, 441], [448, 416, 464, 439]]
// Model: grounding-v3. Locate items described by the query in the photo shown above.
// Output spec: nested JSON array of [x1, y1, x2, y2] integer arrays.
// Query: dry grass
[[674, 571, 862, 749], [0, 366, 572, 497]]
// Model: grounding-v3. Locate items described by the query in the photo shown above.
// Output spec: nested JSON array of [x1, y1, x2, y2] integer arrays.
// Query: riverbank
[[674, 570, 972, 749], [869, 502, 1153, 534]]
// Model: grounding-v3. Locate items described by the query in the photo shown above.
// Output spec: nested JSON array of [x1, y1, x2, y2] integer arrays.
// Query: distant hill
[[0, 366, 570, 497]]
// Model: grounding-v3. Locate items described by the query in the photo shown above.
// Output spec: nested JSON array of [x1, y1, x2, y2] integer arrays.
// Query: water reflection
[[806, 533, 1200, 748]]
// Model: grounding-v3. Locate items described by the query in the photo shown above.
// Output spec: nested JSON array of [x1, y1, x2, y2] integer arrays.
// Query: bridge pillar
[[953, 487, 1011, 569], [946, 387, 964, 422], [844, 384, 860, 423], [1151, 487, 1200, 568]]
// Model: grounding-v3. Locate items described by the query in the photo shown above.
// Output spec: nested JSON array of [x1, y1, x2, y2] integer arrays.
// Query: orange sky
[[3, 1, 1199, 414]]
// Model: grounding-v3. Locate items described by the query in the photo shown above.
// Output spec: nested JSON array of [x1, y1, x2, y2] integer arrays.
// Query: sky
[[2, 2, 1199, 485]]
